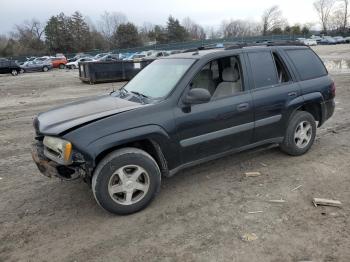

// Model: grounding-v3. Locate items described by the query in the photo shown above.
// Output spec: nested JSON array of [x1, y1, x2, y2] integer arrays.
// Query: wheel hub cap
[[125, 180, 133, 189], [108, 165, 150, 206], [294, 121, 312, 149]]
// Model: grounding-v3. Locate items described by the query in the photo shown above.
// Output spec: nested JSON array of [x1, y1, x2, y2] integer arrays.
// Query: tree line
[[0, 1, 348, 58]]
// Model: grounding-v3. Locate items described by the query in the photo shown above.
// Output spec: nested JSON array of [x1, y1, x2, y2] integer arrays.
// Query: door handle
[[288, 92, 297, 97], [237, 103, 249, 112]]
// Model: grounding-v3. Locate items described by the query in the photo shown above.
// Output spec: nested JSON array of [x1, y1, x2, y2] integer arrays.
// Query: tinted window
[[273, 52, 290, 83], [248, 52, 278, 88], [286, 49, 327, 80]]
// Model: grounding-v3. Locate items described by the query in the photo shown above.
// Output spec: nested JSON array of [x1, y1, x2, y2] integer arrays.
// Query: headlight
[[43, 136, 72, 165]]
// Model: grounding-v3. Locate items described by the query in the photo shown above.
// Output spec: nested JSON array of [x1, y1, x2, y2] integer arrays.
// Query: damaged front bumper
[[31, 142, 86, 180]]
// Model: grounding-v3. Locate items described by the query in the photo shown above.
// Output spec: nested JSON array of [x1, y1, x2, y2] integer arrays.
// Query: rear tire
[[280, 111, 316, 156], [58, 64, 65, 69], [11, 69, 18, 76], [43, 66, 49, 72], [92, 148, 161, 215]]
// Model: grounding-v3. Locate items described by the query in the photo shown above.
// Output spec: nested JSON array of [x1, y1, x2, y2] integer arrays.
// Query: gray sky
[[0, 0, 318, 34]]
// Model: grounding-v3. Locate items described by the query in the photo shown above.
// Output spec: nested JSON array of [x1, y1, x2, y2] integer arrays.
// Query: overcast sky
[[0, 0, 318, 34]]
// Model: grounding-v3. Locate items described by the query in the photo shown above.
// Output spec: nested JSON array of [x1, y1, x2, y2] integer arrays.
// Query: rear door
[[246, 49, 301, 142]]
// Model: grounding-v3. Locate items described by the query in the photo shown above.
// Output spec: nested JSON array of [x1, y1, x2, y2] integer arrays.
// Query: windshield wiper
[[130, 91, 150, 99], [120, 86, 129, 94], [114, 86, 130, 97]]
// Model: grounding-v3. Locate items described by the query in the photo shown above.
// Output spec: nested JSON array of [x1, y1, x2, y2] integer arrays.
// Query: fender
[[283, 95, 304, 128], [286, 92, 326, 127], [302, 92, 324, 103], [86, 124, 175, 167]]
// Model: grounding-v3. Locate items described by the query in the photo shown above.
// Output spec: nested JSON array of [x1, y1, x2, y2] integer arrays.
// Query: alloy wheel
[[294, 121, 312, 149], [108, 165, 150, 206]]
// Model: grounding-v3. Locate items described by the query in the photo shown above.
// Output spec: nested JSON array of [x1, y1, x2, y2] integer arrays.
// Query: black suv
[[32, 44, 335, 214], [0, 58, 21, 75]]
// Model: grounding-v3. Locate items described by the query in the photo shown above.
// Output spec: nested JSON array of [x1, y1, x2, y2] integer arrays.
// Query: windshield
[[124, 58, 195, 98]]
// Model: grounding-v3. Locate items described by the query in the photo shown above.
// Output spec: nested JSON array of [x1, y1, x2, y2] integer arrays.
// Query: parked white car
[[297, 38, 317, 46], [66, 57, 93, 69]]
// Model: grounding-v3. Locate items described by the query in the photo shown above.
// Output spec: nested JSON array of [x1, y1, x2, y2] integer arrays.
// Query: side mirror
[[183, 88, 211, 105]]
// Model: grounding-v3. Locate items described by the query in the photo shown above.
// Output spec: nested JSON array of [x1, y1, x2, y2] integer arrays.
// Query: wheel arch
[[94, 138, 169, 177], [287, 92, 324, 127], [88, 125, 173, 177], [298, 102, 322, 125]]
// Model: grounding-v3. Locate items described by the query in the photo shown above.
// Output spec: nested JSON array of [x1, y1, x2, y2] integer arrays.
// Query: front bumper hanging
[[31, 142, 82, 180]]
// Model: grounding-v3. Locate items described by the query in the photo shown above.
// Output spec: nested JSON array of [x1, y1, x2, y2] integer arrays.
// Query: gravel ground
[[1, 45, 350, 262]]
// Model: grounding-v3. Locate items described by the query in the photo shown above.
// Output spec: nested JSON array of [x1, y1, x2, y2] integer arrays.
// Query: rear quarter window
[[286, 49, 327, 80]]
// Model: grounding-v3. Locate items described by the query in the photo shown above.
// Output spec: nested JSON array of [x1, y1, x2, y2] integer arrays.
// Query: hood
[[37, 95, 143, 135]]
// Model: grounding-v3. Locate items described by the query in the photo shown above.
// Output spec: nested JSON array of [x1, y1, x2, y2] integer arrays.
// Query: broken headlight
[[43, 136, 73, 165]]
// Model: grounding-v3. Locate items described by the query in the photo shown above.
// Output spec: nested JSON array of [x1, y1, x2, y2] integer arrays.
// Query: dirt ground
[[0, 45, 350, 262]]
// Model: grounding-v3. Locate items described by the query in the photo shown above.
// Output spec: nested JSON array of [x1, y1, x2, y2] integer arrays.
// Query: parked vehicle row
[[66, 57, 93, 69], [310, 35, 349, 45], [2, 36, 350, 76], [296, 38, 317, 46]]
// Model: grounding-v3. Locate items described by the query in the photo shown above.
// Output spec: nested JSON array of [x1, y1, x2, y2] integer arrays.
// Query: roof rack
[[224, 40, 305, 50], [265, 41, 305, 46], [182, 44, 221, 53], [182, 40, 305, 54]]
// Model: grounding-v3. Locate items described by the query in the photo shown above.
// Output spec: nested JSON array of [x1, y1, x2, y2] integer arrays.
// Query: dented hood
[[37, 95, 143, 135]]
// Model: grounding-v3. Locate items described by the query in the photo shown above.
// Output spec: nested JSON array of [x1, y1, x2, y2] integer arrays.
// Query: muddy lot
[[1, 45, 350, 262]]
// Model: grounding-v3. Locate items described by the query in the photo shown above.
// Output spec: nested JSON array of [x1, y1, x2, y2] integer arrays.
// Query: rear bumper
[[320, 99, 335, 126]]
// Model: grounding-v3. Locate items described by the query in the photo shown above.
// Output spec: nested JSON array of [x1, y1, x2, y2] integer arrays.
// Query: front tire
[[11, 69, 18, 76], [92, 148, 161, 215], [280, 111, 316, 156], [43, 66, 49, 72], [59, 63, 65, 69]]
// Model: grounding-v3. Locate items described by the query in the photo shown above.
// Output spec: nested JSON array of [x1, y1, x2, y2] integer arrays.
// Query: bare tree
[[14, 19, 44, 41], [329, 8, 345, 30], [313, 0, 335, 32], [139, 22, 155, 43], [98, 11, 127, 47], [205, 26, 221, 39], [0, 35, 9, 53], [222, 19, 261, 38], [30, 19, 45, 40], [334, 0, 349, 31], [261, 6, 286, 35], [342, 0, 349, 30], [182, 17, 206, 40]]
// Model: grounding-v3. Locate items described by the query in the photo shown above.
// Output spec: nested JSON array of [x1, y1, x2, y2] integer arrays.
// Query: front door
[[174, 55, 254, 164]]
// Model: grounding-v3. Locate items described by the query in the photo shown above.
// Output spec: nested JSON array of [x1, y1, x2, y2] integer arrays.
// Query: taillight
[[330, 82, 336, 98]]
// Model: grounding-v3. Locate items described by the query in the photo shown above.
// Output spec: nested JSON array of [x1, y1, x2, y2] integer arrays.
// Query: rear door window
[[272, 52, 291, 83], [248, 52, 278, 88], [286, 49, 327, 80]]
